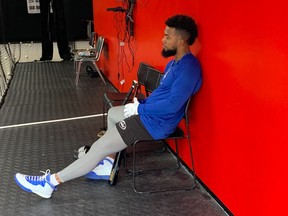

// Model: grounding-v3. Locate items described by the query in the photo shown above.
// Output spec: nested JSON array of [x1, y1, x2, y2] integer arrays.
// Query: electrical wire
[[112, 0, 135, 90]]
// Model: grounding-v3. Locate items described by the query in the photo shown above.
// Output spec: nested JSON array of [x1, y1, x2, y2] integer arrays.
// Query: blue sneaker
[[14, 169, 56, 198], [84, 157, 114, 180]]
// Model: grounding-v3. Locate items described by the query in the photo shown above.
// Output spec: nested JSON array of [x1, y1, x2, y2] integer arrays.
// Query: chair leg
[[174, 140, 181, 169], [187, 138, 197, 189], [74, 61, 79, 75], [132, 141, 140, 193], [101, 99, 114, 131], [102, 98, 107, 130], [75, 61, 82, 86], [92, 62, 106, 85]]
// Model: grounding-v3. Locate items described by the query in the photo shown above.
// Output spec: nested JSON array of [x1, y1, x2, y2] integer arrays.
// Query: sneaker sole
[[84, 173, 110, 180]]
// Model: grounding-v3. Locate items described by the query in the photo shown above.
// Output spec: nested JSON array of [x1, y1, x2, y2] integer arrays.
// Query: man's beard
[[161, 48, 177, 58]]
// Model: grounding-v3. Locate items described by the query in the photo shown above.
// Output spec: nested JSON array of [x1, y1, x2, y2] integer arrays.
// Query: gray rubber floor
[[0, 61, 228, 216]]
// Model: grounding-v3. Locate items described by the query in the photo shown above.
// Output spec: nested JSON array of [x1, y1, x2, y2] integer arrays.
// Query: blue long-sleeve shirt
[[138, 53, 202, 139]]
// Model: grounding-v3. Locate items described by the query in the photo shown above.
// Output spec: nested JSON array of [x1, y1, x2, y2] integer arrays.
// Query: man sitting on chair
[[14, 14, 203, 199]]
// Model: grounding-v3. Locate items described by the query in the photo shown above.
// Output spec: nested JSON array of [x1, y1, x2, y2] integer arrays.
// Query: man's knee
[[108, 106, 124, 119]]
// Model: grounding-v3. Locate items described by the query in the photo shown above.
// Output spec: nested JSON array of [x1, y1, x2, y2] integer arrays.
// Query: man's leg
[[53, 0, 71, 61], [107, 105, 125, 130], [39, 0, 53, 60], [76, 105, 126, 180], [58, 126, 126, 182], [14, 126, 127, 198], [97, 105, 124, 137]]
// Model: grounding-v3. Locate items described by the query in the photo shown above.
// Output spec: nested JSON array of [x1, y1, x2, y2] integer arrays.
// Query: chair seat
[[74, 54, 97, 61], [167, 127, 185, 138]]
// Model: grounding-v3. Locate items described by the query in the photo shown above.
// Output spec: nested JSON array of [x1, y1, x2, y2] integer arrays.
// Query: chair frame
[[74, 36, 106, 86], [131, 97, 197, 193]]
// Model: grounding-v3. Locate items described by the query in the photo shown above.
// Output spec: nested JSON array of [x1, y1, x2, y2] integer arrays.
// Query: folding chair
[[74, 35, 106, 86]]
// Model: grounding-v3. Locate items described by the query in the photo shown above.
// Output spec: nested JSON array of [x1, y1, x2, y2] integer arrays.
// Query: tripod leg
[[108, 151, 124, 186]]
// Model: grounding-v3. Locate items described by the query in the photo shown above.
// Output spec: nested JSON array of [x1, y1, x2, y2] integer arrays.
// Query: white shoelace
[[25, 169, 51, 186]]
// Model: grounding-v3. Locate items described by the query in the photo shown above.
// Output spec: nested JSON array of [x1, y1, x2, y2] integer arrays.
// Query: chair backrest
[[184, 97, 191, 121], [144, 67, 163, 95], [94, 36, 105, 60], [183, 96, 192, 140], [167, 96, 192, 139], [87, 21, 94, 42], [89, 32, 96, 48], [137, 62, 152, 86]]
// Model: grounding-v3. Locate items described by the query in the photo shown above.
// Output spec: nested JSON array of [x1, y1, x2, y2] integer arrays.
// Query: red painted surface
[[93, 0, 288, 215]]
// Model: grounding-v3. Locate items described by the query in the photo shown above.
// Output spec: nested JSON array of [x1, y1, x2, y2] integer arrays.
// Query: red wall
[[93, 1, 288, 215]]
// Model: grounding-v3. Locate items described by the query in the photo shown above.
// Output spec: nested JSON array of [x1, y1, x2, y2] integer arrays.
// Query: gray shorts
[[116, 115, 153, 146]]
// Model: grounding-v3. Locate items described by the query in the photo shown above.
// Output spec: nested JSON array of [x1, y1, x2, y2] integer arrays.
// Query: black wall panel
[[0, 0, 93, 43], [65, 0, 94, 41]]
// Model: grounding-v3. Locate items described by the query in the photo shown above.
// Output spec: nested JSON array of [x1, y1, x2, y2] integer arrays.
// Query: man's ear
[[177, 37, 185, 47]]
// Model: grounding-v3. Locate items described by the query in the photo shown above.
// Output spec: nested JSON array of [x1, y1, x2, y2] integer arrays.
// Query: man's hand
[[124, 98, 139, 118]]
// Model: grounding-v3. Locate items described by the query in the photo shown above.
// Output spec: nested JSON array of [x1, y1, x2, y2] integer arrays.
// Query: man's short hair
[[165, 15, 198, 45]]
